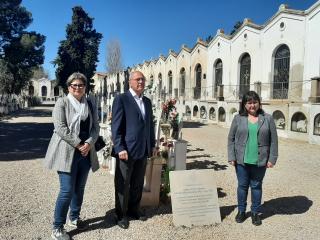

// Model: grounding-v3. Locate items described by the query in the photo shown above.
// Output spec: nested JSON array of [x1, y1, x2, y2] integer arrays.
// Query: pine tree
[[0, 0, 45, 94], [53, 6, 102, 92]]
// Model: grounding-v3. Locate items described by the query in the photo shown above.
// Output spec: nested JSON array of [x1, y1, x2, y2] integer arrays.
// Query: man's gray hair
[[66, 72, 87, 86], [129, 71, 145, 81]]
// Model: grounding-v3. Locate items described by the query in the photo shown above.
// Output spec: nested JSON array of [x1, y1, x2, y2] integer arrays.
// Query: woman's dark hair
[[239, 91, 264, 116]]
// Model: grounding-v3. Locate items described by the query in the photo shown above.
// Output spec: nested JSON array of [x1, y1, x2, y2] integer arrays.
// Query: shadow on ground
[[217, 187, 227, 198], [187, 147, 204, 153], [68, 209, 116, 238], [187, 154, 211, 159], [0, 107, 52, 121], [187, 160, 228, 171], [0, 122, 53, 161], [261, 195, 312, 219], [69, 205, 172, 238], [220, 205, 237, 221], [182, 121, 206, 128], [219, 195, 312, 222]]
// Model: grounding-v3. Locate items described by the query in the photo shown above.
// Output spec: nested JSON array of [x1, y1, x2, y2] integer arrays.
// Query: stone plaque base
[[170, 169, 221, 226]]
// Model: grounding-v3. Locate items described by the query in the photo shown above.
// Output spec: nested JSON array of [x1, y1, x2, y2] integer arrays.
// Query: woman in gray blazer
[[44, 72, 100, 240], [228, 91, 278, 226]]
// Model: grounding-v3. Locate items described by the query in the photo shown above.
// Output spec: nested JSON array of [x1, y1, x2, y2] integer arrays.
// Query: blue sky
[[23, 0, 316, 79]]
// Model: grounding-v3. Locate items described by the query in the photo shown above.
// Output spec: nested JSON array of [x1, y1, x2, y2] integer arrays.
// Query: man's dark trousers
[[114, 155, 147, 219]]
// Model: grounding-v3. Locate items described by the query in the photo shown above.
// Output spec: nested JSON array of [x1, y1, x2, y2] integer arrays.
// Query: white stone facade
[[27, 78, 63, 102], [94, 1, 320, 144]]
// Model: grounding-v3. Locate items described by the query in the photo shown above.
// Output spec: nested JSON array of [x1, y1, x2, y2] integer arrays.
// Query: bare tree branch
[[106, 38, 123, 74]]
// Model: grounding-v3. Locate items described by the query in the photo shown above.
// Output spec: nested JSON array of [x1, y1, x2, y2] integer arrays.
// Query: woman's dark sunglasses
[[70, 84, 85, 89]]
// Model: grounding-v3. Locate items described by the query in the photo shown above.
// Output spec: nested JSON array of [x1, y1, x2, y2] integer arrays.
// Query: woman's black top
[[79, 117, 90, 144]]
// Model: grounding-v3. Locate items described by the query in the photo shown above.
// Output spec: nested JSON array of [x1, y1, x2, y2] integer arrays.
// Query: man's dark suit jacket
[[111, 91, 155, 160]]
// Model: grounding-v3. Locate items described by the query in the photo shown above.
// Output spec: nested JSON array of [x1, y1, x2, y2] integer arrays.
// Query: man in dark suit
[[111, 71, 156, 229]]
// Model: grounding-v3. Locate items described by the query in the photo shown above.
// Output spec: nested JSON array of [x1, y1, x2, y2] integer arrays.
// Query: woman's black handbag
[[95, 136, 106, 151], [87, 99, 106, 152]]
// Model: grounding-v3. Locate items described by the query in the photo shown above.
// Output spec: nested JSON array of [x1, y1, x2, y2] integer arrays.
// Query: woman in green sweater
[[227, 91, 278, 226]]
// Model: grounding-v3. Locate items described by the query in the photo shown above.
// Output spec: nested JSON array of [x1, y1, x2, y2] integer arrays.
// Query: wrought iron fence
[[272, 82, 288, 99]]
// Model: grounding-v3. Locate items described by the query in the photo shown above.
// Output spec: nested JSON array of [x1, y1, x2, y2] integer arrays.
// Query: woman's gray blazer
[[227, 112, 278, 167], [44, 96, 100, 172]]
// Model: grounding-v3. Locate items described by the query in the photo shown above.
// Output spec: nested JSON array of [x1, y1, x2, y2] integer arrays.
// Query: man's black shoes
[[128, 210, 147, 221], [113, 209, 147, 229], [117, 217, 129, 229], [251, 213, 262, 226], [235, 211, 246, 223]]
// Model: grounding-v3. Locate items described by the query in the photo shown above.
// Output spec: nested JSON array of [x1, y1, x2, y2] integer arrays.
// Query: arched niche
[[291, 112, 307, 133], [273, 110, 286, 130], [200, 106, 207, 119], [209, 107, 216, 120], [218, 107, 226, 122]]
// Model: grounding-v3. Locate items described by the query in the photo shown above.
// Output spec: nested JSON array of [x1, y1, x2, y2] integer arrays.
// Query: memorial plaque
[[170, 169, 221, 226]]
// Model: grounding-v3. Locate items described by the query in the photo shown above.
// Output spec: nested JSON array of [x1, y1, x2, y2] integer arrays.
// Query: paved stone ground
[[0, 105, 319, 240]]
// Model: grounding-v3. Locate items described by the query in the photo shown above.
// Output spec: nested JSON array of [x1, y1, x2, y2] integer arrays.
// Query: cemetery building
[[0, 78, 63, 115], [94, 1, 320, 145], [27, 78, 63, 102]]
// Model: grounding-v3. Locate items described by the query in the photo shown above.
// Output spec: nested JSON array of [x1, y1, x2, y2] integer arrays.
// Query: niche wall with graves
[[273, 110, 286, 130], [291, 112, 307, 133]]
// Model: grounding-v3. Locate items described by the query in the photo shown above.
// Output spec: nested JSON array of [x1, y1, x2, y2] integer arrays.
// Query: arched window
[[186, 105, 191, 117], [41, 86, 47, 97], [291, 112, 307, 133], [124, 70, 130, 92], [214, 59, 223, 98], [111, 83, 115, 95], [209, 107, 216, 120], [218, 107, 226, 122], [314, 114, 320, 135], [194, 64, 202, 99], [273, 110, 286, 130], [158, 73, 163, 99], [116, 73, 121, 92], [54, 86, 59, 96], [179, 68, 186, 97], [168, 71, 172, 97], [273, 44, 290, 99], [239, 53, 251, 99], [29, 85, 34, 96], [103, 78, 108, 97], [193, 105, 199, 117], [149, 75, 154, 88]]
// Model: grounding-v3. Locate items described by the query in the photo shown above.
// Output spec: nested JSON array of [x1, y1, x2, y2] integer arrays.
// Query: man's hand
[[118, 150, 128, 161]]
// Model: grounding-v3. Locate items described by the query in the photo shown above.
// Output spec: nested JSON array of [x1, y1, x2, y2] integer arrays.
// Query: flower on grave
[[159, 136, 174, 160], [161, 98, 179, 128], [158, 136, 174, 202]]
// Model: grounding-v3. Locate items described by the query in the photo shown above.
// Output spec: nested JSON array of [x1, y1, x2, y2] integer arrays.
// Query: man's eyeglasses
[[132, 77, 145, 82], [70, 84, 85, 89]]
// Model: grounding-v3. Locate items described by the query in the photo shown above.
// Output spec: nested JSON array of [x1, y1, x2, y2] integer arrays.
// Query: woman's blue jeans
[[53, 151, 91, 229], [236, 164, 266, 214]]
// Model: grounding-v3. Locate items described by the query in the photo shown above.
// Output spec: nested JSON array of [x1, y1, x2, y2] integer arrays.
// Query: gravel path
[[0, 106, 319, 240]]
